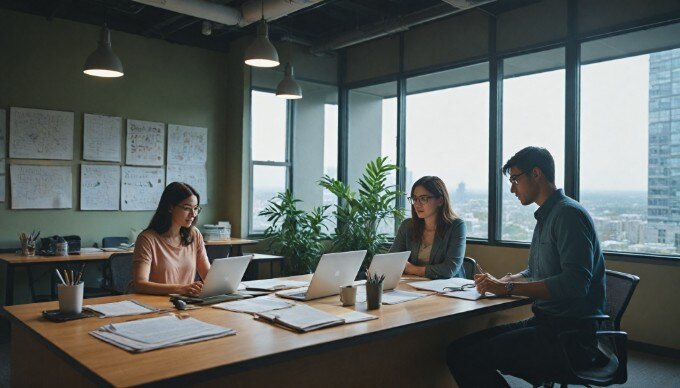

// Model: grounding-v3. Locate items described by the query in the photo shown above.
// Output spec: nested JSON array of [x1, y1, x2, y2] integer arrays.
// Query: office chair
[[102, 236, 129, 248], [205, 244, 230, 263], [106, 252, 134, 295], [462, 256, 477, 280], [536, 269, 640, 388]]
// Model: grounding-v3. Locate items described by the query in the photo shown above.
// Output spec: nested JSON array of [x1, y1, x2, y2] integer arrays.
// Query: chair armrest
[[557, 330, 628, 377], [577, 314, 610, 321]]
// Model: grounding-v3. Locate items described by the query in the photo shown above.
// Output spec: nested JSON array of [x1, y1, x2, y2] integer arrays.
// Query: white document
[[408, 278, 474, 293], [10, 164, 72, 209], [243, 279, 309, 291], [121, 166, 165, 211], [213, 297, 294, 314], [167, 124, 207, 164], [9, 107, 74, 160], [381, 290, 429, 305], [256, 304, 345, 332], [166, 164, 208, 204], [338, 311, 378, 324], [91, 315, 235, 352], [80, 164, 121, 210], [84, 300, 159, 317], [83, 113, 122, 162], [440, 289, 489, 300], [125, 119, 165, 166]]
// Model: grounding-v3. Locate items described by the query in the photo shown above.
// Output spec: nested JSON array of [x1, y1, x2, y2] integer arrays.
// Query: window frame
[[248, 88, 294, 236], [338, 8, 680, 263]]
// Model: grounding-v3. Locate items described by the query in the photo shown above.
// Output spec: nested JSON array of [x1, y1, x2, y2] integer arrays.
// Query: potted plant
[[259, 190, 330, 275], [319, 156, 405, 271]]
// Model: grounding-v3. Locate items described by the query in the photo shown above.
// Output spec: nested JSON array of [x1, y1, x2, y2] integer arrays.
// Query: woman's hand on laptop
[[179, 281, 204, 296]]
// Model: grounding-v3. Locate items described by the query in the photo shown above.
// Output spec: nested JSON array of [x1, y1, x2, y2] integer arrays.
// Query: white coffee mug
[[339, 285, 357, 306], [58, 282, 84, 314]]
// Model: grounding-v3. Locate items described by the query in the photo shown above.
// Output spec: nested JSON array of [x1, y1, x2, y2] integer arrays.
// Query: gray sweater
[[389, 218, 467, 279]]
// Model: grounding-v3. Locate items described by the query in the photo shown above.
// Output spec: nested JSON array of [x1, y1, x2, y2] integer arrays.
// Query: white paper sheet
[[80, 164, 121, 210], [166, 164, 207, 204], [84, 300, 159, 317], [121, 166, 165, 211], [167, 124, 207, 164], [213, 297, 294, 314], [10, 164, 72, 209], [83, 113, 122, 162], [9, 107, 74, 160], [125, 119, 165, 166]]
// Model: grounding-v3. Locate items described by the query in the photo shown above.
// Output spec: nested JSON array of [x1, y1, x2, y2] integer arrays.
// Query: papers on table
[[242, 279, 309, 291], [256, 304, 345, 332], [356, 288, 429, 305], [381, 290, 429, 304], [338, 311, 378, 324], [84, 300, 159, 317], [213, 297, 294, 314], [79, 247, 103, 253], [90, 315, 235, 353], [409, 278, 492, 300]]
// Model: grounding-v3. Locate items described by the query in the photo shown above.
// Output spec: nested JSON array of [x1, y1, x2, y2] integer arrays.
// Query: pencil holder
[[58, 282, 84, 314], [365, 282, 383, 310], [21, 241, 36, 256]]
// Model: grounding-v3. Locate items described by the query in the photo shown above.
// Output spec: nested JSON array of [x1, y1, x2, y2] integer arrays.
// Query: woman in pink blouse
[[132, 182, 210, 296]]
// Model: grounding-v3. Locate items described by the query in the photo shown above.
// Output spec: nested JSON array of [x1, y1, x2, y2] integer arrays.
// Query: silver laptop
[[367, 251, 411, 291], [276, 250, 367, 301], [199, 255, 253, 298]]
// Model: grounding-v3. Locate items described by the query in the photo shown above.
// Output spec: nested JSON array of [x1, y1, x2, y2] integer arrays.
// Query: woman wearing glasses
[[132, 182, 210, 295], [390, 176, 466, 279]]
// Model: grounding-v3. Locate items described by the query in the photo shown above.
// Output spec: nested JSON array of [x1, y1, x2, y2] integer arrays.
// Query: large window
[[580, 23, 680, 255], [348, 82, 398, 235], [501, 48, 565, 242], [250, 90, 290, 233], [406, 62, 489, 238]]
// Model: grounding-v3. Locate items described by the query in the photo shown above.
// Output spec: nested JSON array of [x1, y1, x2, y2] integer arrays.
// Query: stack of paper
[[338, 311, 378, 323], [409, 278, 491, 300], [242, 279, 309, 291], [84, 300, 160, 317], [256, 304, 345, 332], [213, 297, 294, 314], [90, 315, 235, 352]]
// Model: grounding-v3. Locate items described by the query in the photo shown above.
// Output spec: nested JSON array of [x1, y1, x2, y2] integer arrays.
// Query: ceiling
[[0, 0, 537, 54]]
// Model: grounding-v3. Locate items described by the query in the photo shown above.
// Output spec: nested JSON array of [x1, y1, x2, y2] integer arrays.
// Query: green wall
[[0, 9, 233, 249]]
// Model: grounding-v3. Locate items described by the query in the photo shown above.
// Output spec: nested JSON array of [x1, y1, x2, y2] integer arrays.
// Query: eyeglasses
[[176, 205, 202, 215], [442, 284, 476, 292], [508, 171, 529, 185], [407, 195, 436, 205]]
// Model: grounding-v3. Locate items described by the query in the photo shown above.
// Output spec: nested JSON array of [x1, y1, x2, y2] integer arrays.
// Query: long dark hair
[[410, 176, 457, 242], [147, 182, 200, 246]]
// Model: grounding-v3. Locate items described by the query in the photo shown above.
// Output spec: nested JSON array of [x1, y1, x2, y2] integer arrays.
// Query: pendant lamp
[[244, 18, 280, 68], [276, 63, 302, 99], [84, 24, 124, 78]]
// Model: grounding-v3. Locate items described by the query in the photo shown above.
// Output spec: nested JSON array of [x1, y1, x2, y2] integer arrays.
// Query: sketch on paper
[[167, 124, 207, 164], [0, 108, 6, 158], [166, 164, 208, 204], [9, 107, 74, 160], [121, 166, 165, 211], [81, 164, 121, 210], [83, 113, 122, 162], [10, 164, 72, 209], [126, 119, 165, 166]]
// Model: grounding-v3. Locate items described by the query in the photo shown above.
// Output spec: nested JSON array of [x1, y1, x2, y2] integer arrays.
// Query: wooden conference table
[[0, 238, 258, 306], [4, 275, 532, 387]]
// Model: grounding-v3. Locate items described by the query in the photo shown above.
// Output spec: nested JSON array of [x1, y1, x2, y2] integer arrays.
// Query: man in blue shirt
[[447, 146, 606, 387]]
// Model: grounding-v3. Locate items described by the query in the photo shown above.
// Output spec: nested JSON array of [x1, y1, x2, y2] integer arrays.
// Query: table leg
[[5, 265, 14, 306], [27, 266, 37, 303]]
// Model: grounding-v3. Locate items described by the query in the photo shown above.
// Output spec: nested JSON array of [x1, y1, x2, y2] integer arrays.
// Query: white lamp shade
[[276, 63, 302, 99], [84, 26, 124, 78], [244, 19, 279, 68]]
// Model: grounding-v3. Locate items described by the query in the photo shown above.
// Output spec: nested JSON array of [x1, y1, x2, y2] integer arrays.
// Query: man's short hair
[[502, 146, 556, 184]]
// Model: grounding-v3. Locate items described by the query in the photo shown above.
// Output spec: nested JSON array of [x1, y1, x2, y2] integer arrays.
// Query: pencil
[[475, 262, 487, 275], [55, 269, 66, 285]]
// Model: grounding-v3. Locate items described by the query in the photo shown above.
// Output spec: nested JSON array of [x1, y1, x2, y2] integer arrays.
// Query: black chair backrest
[[604, 269, 640, 331], [463, 256, 476, 280], [102, 236, 129, 248], [205, 245, 230, 263], [109, 253, 133, 294]]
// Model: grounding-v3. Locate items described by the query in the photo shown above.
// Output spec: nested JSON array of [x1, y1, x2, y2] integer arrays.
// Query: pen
[[55, 269, 66, 285], [475, 262, 487, 275]]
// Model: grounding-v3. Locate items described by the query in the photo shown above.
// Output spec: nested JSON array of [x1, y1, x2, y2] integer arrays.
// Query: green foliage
[[319, 156, 405, 269], [259, 190, 329, 275]]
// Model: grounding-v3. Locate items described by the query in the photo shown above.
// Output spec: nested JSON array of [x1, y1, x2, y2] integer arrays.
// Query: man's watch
[[505, 282, 515, 296]]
